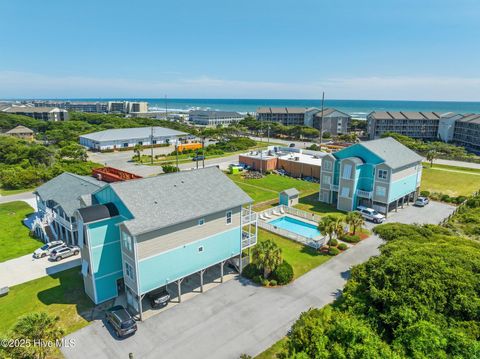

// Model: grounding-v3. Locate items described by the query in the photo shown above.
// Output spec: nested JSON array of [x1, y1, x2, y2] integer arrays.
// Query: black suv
[[105, 305, 137, 338], [148, 287, 171, 308]]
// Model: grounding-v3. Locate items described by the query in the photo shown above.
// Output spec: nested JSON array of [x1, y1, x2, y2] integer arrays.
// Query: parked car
[[192, 155, 205, 161], [49, 245, 80, 261], [414, 196, 430, 207], [105, 305, 137, 338], [148, 287, 171, 308], [356, 206, 386, 224], [33, 241, 64, 258], [289, 143, 296, 147]]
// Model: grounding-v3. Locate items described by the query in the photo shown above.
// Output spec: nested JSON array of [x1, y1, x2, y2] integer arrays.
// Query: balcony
[[331, 184, 339, 191], [356, 189, 373, 199], [242, 231, 257, 249], [241, 207, 257, 225]]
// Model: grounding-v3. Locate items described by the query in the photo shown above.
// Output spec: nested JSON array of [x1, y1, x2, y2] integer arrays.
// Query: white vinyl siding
[[376, 186, 386, 197]]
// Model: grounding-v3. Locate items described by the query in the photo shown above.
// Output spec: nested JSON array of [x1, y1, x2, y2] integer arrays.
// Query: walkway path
[[62, 202, 455, 359], [432, 158, 480, 170], [428, 166, 480, 176]]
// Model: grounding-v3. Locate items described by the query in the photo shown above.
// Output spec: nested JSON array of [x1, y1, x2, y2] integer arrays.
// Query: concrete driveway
[[0, 253, 80, 288], [62, 201, 455, 359]]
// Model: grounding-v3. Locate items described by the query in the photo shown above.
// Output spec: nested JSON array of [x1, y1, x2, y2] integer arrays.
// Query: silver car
[[414, 197, 429, 207], [50, 245, 80, 261], [33, 241, 64, 258], [357, 206, 386, 224]]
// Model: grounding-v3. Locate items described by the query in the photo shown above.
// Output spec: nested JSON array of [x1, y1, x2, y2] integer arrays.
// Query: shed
[[279, 188, 300, 206]]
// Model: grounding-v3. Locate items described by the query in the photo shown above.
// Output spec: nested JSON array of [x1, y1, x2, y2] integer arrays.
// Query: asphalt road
[[62, 201, 455, 359]]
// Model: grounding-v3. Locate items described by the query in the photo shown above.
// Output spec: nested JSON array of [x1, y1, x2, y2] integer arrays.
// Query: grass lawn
[[257, 229, 330, 279], [228, 173, 318, 204], [255, 337, 288, 359], [0, 187, 35, 196], [294, 193, 345, 218], [0, 267, 94, 336], [0, 201, 43, 263], [421, 163, 480, 196]]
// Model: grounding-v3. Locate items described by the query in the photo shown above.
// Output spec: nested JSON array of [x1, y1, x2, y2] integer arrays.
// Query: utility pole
[[175, 142, 179, 171], [202, 137, 205, 168], [150, 126, 154, 165], [165, 94, 168, 120], [319, 92, 325, 147], [267, 125, 270, 144]]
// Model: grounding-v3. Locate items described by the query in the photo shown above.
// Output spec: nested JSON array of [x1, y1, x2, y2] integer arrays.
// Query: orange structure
[[177, 143, 202, 152], [92, 167, 142, 183]]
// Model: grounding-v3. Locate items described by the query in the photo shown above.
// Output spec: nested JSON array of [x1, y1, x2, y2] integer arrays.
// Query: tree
[[251, 239, 282, 279], [333, 217, 345, 239], [133, 143, 142, 159], [318, 215, 338, 244], [426, 149, 437, 167], [345, 211, 364, 234], [58, 143, 88, 161], [5, 312, 64, 359]]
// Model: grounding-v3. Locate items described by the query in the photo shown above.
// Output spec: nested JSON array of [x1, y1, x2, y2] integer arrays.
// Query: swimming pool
[[268, 216, 321, 238]]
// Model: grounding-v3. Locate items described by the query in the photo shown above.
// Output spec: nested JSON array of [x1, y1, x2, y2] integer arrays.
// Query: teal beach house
[[319, 137, 423, 214], [75, 167, 257, 319]]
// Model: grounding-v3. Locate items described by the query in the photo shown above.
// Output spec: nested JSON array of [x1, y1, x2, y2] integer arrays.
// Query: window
[[342, 164, 352, 179], [226, 211, 232, 225], [198, 246, 204, 252], [377, 169, 388, 180], [198, 218, 205, 226], [122, 231, 132, 252], [125, 262, 134, 281], [376, 186, 386, 197], [322, 175, 331, 185], [340, 187, 350, 198], [323, 160, 332, 171], [123, 143, 128, 147]]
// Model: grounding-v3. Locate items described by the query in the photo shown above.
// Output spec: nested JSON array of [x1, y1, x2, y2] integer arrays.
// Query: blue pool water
[[268, 216, 321, 238]]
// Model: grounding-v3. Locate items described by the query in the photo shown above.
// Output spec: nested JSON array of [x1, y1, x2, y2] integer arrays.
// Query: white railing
[[52, 212, 76, 230], [331, 184, 339, 191], [241, 207, 257, 225], [356, 189, 373, 199], [242, 231, 257, 248]]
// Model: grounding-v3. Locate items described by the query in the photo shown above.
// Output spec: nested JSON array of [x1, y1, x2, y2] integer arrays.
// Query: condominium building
[[256, 107, 351, 135], [75, 167, 257, 318], [33, 101, 108, 113], [452, 114, 480, 154], [319, 137, 423, 215], [366, 111, 441, 140], [189, 110, 244, 126], [2, 106, 69, 121]]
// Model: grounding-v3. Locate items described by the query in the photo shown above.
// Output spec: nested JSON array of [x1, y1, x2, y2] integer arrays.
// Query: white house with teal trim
[[319, 137, 423, 214], [75, 167, 257, 319]]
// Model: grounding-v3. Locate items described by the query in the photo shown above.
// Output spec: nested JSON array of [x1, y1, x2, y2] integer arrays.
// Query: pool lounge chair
[[272, 210, 280, 216], [279, 207, 285, 214], [264, 212, 272, 219]]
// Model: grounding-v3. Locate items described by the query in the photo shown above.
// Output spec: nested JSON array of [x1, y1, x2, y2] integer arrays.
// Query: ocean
[[32, 98, 480, 119]]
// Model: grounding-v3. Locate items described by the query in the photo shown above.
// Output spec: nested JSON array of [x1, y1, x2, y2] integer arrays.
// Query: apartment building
[[366, 111, 441, 140], [2, 106, 69, 121], [33, 101, 109, 113], [319, 137, 423, 215], [75, 167, 257, 319], [256, 107, 351, 135], [452, 114, 480, 154], [189, 110, 244, 126], [33, 173, 106, 245]]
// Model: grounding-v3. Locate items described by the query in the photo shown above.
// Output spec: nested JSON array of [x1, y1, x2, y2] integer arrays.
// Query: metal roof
[[189, 110, 242, 118], [110, 167, 253, 235], [79, 127, 188, 143], [368, 111, 440, 120], [3, 106, 65, 113], [35, 172, 106, 217], [456, 113, 480, 124], [280, 188, 300, 197], [314, 108, 351, 118], [77, 203, 119, 223], [358, 137, 423, 169]]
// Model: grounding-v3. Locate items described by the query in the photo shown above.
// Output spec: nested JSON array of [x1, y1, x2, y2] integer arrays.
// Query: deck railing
[[356, 189, 373, 199], [241, 231, 257, 249], [241, 207, 257, 225]]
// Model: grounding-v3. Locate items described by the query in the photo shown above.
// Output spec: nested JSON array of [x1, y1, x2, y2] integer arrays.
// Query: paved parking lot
[[62, 201, 456, 359]]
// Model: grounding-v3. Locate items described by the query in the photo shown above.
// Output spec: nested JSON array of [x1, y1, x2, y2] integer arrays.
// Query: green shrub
[[328, 247, 340, 256], [341, 234, 361, 243], [252, 275, 263, 285], [420, 190, 430, 197], [241, 263, 260, 280], [261, 278, 270, 287], [269, 279, 277, 286], [328, 238, 338, 247], [338, 243, 348, 250], [272, 261, 294, 285]]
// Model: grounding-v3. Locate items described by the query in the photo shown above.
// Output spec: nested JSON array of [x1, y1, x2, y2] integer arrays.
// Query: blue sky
[[1, 0, 480, 100]]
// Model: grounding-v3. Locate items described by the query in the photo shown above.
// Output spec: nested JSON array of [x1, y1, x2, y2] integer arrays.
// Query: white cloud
[[1, 71, 480, 101]]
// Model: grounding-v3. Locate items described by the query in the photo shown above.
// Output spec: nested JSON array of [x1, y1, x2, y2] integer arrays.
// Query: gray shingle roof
[[35, 172, 106, 217], [110, 167, 253, 235], [79, 127, 188, 142], [368, 111, 440, 120], [281, 188, 300, 197], [359, 137, 423, 169]]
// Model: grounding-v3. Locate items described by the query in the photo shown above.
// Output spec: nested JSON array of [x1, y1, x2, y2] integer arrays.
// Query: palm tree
[[345, 211, 364, 235], [6, 312, 64, 359], [333, 218, 345, 240], [426, 150, 437, 167], [318, 215, 337, 245], [252, 239, 283, 279]]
